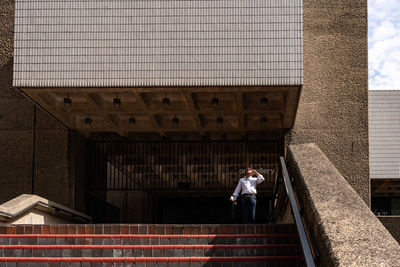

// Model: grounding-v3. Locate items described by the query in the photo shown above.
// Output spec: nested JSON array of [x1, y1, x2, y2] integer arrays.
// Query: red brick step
[[0, 256, 303, 263], [0, 244, 299, 250], [0, 224, 305, 266]]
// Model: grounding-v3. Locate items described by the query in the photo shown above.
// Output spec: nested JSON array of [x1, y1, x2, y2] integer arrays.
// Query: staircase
[[0, 224, 304, 266]]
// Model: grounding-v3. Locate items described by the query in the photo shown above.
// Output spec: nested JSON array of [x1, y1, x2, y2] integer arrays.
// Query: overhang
[[13, 0, 303, 136], [20, 86, 300, 136]]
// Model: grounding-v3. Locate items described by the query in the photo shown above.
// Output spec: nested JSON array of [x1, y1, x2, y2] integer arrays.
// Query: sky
[[369, 0, 400, 89]]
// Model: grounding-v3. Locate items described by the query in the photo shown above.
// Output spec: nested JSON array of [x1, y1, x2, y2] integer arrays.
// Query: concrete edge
[[288, 143, 400, 266], [0, 194, 91, 221]]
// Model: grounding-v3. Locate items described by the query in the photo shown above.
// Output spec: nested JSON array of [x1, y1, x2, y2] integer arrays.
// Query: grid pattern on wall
[[88, 140, 281, 192], [13, 0, 303, 87], [369, 90, 400, 179]]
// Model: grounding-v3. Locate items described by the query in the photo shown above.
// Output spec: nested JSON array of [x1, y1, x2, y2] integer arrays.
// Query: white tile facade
[[369, 90, 400, 179], [13, 0, 303, 87]]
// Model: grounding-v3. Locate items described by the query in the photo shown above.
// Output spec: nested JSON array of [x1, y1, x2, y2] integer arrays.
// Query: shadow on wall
[[0, 57, 35, 204], [0, 57, 72, 207], [0, 58, 18, 98]]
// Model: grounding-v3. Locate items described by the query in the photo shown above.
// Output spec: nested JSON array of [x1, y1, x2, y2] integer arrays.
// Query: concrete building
[[369, 90, 400, 243], [3, 0, 400, 266], [370, 90, 400, 211], [1, 0, 369, 220]]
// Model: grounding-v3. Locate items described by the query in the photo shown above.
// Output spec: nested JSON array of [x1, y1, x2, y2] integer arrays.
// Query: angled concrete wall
[[289, 143, 400, 266]]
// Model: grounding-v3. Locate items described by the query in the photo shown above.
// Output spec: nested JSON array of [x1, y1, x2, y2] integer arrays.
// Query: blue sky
[[369, 0, 400, 89]]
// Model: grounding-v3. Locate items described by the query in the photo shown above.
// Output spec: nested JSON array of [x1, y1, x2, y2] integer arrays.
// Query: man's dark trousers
[[241, 195, 256, 223]]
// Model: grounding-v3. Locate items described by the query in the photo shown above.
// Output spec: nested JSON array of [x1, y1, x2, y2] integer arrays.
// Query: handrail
[[270, 163, 281, 220], [279, 156, 315, 267]]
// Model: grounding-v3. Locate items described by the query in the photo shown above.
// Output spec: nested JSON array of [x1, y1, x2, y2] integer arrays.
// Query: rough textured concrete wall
[[0, 0, 73, 207], [289, 144, 400, 266], [34, 110, 72, 206], [378, 216, 400, 245], [0, 0, 33, 202], [290, 0, 369, 203]]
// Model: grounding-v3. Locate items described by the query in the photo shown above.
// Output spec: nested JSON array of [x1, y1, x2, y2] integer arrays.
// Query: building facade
[[0, 0, 369, 223], [369, 90, 400, 215]]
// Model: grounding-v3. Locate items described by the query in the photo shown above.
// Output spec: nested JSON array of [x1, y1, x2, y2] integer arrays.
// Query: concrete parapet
[[0, 194, 91, 224], [288, 143, 400, 266]]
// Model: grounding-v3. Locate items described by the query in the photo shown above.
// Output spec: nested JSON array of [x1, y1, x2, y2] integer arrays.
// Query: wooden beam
[[83, 126, 284, 133], [59, 109, 285, 116], [283, 87, 301, 128], [84, 94, 115, 126], [233, 92, 246, 129], [131, 92, 165, 135], [21, 86, 300, 135], [84, 94, 124, 136], [183, 92, 204, 134]]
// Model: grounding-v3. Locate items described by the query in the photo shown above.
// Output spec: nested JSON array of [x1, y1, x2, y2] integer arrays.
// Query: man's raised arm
[[252, 169, 265, 184]]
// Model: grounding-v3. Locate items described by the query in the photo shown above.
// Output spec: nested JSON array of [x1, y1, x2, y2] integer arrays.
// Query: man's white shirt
[[231, 175, 265, 201]]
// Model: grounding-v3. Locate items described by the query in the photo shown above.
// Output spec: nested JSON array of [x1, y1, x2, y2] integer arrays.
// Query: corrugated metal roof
[[13, 0, 303, 87], [369, 90, 400, 179]]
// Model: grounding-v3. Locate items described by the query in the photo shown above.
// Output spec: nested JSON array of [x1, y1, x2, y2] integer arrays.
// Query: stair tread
[[0, 244, 300, 249], [0, 224, 304, 265], [0, 256, 304, 262], [0, 234, 298, 238]]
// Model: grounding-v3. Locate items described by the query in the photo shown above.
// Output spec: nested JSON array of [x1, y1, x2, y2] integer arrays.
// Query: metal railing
[[88, 140, 282, 192], [272, 156, 316, 267]]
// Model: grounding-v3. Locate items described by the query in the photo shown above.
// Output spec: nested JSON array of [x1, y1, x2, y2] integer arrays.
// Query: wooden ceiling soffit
[[19, 86, 301, 136]]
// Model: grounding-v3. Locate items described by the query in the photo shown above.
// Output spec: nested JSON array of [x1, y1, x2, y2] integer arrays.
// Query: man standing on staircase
[[230, 168, 265, 223]]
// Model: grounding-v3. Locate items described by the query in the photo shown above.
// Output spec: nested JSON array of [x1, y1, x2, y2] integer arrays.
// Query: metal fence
[[88, 140, 282, 193]]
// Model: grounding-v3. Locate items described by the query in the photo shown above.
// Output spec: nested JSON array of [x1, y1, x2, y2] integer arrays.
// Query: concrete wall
[[289, 144, 400, 266], [6, 209, 75, 225], [289, 0, 369, 204], [0, 0, 73, 208], [0, 0, 31, 204]]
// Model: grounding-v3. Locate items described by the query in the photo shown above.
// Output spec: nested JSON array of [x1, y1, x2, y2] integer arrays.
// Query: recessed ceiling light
[[84, 116, 92, 125], [260, 96, 268, 106], [63, 97, 72, 107], [129, 116, 136, 125], [172, 116, 179, 125], [162, 97, 170, 107], [211, 97, 219, 106], [260, 116, 268, 124], [113, 97, 121, 107]]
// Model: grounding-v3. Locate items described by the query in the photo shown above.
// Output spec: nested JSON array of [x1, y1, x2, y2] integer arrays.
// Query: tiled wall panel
[[13, 0, 303, 87], [369, 90, 400, 179]]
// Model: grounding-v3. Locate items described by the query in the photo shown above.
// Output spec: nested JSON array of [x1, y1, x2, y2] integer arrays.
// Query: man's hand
[[230, 196, 237, 205], [252, 169, 260, 176]]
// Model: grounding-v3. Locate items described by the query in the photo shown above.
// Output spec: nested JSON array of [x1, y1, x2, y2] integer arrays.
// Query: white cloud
[[368, 0, 400, 89]]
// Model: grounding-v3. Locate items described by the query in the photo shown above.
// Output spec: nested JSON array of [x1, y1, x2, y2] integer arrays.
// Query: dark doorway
[[86, 140, 282, 223], [157, 196, 270, 224]]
